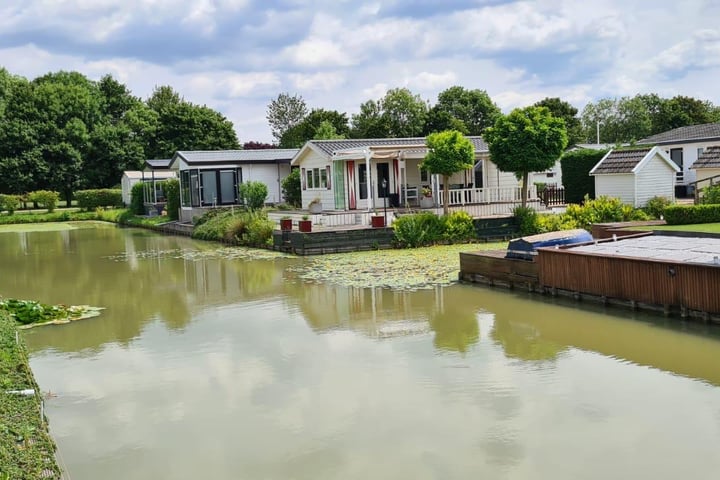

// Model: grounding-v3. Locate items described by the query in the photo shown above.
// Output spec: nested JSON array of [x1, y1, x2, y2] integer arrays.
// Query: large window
[[358, 164, 368, 199], [180, 170, 191, 206], [201, 171, 218, 205], [181, 168, 241, 207], [306, 167, 327, 189]]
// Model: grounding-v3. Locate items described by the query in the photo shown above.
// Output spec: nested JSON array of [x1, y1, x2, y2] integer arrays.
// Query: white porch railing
[[438, 186, 538, 206]]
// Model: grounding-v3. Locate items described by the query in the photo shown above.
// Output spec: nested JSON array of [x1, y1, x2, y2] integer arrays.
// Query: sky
[[2, 0, 720, 143]]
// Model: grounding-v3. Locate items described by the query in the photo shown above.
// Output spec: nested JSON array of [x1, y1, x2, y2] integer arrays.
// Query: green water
[[2, 225, 720, 479]]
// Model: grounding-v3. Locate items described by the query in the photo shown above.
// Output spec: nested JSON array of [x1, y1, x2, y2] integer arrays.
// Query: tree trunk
[[521, 172, 528, 208], [443, 175, 449, 216]]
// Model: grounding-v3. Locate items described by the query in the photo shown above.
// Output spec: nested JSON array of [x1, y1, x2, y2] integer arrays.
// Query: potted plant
[[298, 215, 312, 233], [420, 187, 434, 208], [280, 215, 293, 231], [370, 210, 385, 228], [308, 197, 322, 214]]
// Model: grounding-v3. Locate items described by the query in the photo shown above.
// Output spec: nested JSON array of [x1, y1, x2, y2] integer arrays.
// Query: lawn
[[635, 223, 720, 233]]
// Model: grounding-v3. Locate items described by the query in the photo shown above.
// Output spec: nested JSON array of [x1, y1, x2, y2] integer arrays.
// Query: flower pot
[[280, 218, 293, 231], [371, 215, 386, 228], [298, 219, 312, 233], [309, 202, 322, 214], [419, 196, 434, 209]]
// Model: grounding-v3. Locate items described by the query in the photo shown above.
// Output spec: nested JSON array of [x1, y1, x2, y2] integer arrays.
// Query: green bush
[[644, 195, 674, 219], [536, 213, 579, 233], [442, 211, 476, 242], [512, 206, 540, 236], [193, 209, 237, 240], [239, 181, 268, 210], [130, 182, 145, 215], [664, 204, 720, 225], [281, 169, 302, 207], [192, 208, 274, 246], [74, 189, 123, 211], [243, 212, 275, 246], [392, 212, 446, 248], [27, 190, 59, 213], [563, 195, 646, 229], [163, 179, 180, 221], [701, 184, 720, 205], [560, 148, 607, 204], [0, 194, 21, 214]]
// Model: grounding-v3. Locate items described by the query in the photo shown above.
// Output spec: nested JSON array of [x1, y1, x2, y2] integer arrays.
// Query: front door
[[376, 163, 390, 198], [670, 148, 683, 182]]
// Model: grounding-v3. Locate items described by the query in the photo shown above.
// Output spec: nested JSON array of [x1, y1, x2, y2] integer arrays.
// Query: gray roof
[[145, 158, 172, 169], [173, 148, 299, 166], [693, 146, 720, 169], [307, 136, 488, 156], [638, 123, 720, 145], [591, 148, 651, 174]]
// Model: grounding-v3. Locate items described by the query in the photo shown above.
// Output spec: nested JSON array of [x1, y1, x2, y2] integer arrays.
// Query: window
[[420, 167, 429, 183], [306, 167, 328, 189], [201, 171, 218, 205], [698, 147, 705, 158], [180, 170, 191, 206], [358, 164, 368, 199], [219, 170, 236, 204]]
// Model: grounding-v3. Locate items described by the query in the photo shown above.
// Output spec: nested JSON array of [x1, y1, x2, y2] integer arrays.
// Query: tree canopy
[[426, 86, 500, 136], [533, 97, 584, 145], [266, 92, 308, 142], [485, 106, 568, 207], [351, 88, 427, 138], [422, 130, 475, 215], [279, 108, 349, 147]]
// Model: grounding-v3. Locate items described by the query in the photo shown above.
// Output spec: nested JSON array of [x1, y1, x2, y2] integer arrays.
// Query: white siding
[[297, 149, 336, 210], [658, 141, 720, 184], [240, 163, 287, 204], [696, 168, 720, 185], [529, 160, 562, 187], [595, 174, 635, 205], [485, 160, 519, 189], [121, 176, 138, 205], [635, 153, 676, 206]]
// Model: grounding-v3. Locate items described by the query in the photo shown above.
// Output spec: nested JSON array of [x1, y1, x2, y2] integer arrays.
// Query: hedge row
[[664, 204, 720, 225], [0, 311, 62, 479], [74, 189, 123, 211], [560, 148, 607, 204]]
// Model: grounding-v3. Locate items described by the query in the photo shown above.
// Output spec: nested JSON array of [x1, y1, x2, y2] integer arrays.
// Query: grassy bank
[[0, 208, 169, 228], [0, 311, 62, 479]]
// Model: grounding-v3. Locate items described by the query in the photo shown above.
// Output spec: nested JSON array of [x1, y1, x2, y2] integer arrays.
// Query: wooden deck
[[459, 250, 539, 289]]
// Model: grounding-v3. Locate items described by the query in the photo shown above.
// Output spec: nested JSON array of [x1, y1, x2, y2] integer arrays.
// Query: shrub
[[563, 195, 644, 229], [130, 182, 145, 215], [281, 169, 301, 207], [560, 148, 607, 204], [75, 189, 123, 210], [192, 210, 237, 241], [27, 190, 59, 213], [243, 212, 274, 246], [701, 184, 720, 205], [163, 178, 180, 221], [644, 195, 674, 219], [664, 204, 720, 225], [239, 181, 268, 210], [392, 212, 445, 248], [442, 211, 476, 242], [0, 194, 21, 214], [536, 213, 579, 233], [512, 206, 540, 236]]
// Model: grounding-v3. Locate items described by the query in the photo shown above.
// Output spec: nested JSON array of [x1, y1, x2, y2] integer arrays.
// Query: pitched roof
[[638, 123, 720, 145], [306, 136, 488, 156], [590, 148, 652, 174], [693, 146, 720, 169], [172, 148, 299, 167], [145, 158, 172, 169]]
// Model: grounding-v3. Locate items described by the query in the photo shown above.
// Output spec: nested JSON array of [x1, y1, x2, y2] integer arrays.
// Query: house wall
[[298, 149, 335, 210], [595, 174, 635, 205], [696, 168, 720, 186], [635, 154, 676, 206], [121, 175, 139, 205], [240, 163, 289, 203], [657, 141, 720, 186], [485, 160, 520, 189], [529, 160, 562, 187]]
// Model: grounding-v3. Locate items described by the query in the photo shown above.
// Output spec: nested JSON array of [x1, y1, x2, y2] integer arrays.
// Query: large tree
[[279, 108, 349, 147], [351, 87, 427, 138], [533, 97, 584, 145], [426, 86, 500, 136], [266, 92, 308, 142], [485, 106, 568, 207], [580, 96, 652, 144], [421, 130, 475, 215]]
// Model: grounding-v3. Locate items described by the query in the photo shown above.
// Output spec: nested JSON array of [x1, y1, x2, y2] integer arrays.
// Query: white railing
[[439, 186, 538, 206]]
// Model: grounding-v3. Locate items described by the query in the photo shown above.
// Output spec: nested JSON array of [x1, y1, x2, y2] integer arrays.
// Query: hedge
[[74, 189, 123, 211], [560, 148, 607, 204], [664, 204, 720, 225], [163, 179, 180, 221], [0, 194, 21, 214]]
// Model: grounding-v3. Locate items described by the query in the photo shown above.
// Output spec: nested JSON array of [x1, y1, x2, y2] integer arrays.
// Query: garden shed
[[589, 146, 679, 207]]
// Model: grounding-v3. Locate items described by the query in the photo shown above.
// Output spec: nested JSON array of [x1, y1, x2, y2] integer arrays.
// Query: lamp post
[[381, 178, 387, 226]]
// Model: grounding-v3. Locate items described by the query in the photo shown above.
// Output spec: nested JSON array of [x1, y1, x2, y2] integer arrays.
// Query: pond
[[2, 224, 720, 479]]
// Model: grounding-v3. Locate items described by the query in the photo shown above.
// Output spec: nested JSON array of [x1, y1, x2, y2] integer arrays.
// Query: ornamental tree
[[422, 130, 475, 215], [485, 106, 568, 208]]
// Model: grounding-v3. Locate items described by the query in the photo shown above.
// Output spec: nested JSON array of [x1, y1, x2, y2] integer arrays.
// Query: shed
[[589, 146, 679, 207], [120, 169, 176, 205]]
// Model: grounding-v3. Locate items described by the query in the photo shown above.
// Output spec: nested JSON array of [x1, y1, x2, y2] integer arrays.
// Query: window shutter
[[326, 165, 331, 190], [301, 168, 306, 190]]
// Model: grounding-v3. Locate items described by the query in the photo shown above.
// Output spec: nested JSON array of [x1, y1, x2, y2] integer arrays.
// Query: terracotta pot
[[280, 218, 292, 231], [298, 219, 312, 233], [371, 215, 386, 228]]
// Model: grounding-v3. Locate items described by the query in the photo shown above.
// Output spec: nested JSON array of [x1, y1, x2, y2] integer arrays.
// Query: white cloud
[[288, 71, 345, 91], [406, 71, 457, 91]]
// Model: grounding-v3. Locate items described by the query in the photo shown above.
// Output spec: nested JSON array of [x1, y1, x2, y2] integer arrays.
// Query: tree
[[279, 108, 348, 147], [657, 95, 720, 133], [313, 120, 345, 140], [266, 92, 308, 142], [281, 168, 301, 206], [243, 141, 276, 150], [580, 96, 652, 143], [428, 86, 500, 136], [485, 106, 568, 207], [533, 97, 584, 145], [351, 88, 427, 138], [421, 130, 475, 215]]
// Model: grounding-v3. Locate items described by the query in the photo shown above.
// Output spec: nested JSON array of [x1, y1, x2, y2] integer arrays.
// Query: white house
[[290, 137, 527, 214], [169, 149, 298, 223], [120, 166, 176, 206], [692, 146, 720, 194], [638, 123, 720, 196], [589, 146, 679, 207]]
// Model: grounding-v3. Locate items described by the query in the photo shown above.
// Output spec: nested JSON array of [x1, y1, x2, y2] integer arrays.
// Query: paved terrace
[[568, 235, 720, 265]]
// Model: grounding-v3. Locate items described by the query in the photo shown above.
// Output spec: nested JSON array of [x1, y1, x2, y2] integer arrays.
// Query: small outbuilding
[[589, 146, 679, 207]]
